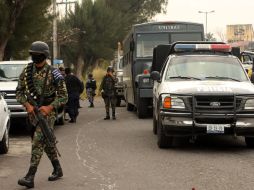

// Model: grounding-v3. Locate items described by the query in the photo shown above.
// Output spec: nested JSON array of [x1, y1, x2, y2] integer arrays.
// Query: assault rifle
[[28, 96, 61, 157]]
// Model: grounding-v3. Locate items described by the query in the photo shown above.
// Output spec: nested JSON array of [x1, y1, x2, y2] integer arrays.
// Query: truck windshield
[[165, 56, 248, 82], [0, 64, 26, 81], [136, 33, 169, 58]]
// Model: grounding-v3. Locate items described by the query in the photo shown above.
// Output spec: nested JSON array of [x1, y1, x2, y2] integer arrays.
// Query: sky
[[154, 0, 254, 39]]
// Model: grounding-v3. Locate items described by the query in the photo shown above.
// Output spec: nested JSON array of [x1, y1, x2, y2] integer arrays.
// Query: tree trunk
[[0, 0, 26, 60], [76, 53, 84, 80], [0, 42, 7, 61]]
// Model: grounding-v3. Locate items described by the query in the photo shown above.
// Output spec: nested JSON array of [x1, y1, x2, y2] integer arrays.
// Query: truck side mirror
[[150, 71, 161, 82]]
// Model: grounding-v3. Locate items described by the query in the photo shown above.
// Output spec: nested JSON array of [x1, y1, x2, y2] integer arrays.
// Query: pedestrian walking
[[16, 41, 68, 188], [86, 73, 97, 107], [65, 68, 84, 123], [100, 66, 117, 120], [59, 66, 66, 77]]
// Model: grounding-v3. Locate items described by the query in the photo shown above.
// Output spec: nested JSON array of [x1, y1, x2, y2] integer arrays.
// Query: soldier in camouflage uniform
[[16, 41, 68, 188], [100, 66, 117, 120]]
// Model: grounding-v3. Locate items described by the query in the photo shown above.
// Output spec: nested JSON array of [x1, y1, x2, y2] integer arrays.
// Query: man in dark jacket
[[99, 66, 117, 120], [65, 68, 84, 123]]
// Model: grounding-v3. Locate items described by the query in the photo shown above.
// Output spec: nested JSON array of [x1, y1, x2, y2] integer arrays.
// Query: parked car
[[152, 42, 254, 148], [0, 94, 10, 154], [0, 61, 65, 126]]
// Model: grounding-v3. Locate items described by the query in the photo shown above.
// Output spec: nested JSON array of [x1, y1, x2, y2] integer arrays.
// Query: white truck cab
[[151, 42, 254, 149], [0, 61, 28, 118]]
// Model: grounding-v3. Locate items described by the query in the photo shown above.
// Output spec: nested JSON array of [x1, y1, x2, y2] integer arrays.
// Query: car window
[[165, 56, 248, 82], [0, 64, 26, 81]]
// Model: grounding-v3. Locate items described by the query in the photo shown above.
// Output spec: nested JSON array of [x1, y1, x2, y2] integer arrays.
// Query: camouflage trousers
[[29, 113, 58, 168], [103, 96, 116, 116], [86, 88, 95, 104]]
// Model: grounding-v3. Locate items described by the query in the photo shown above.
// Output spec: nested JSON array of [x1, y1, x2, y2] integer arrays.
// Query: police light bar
[[174, 43, 232, 53]]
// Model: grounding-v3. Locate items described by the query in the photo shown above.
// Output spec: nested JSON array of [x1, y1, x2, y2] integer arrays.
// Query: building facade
[[227, 24, 254, 43]]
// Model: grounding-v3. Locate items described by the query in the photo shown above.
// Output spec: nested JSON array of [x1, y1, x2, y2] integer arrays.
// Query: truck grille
[[0, 90, 16, 99], [188, 95, 242, 112]]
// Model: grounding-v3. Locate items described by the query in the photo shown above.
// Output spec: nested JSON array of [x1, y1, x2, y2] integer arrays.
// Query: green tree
[[206, 32, 217, 41], [59, 0, 167, 78], [0, 0, 52, 60]]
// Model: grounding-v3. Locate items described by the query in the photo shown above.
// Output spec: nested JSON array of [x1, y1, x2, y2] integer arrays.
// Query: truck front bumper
[[8, 105, 27, 118], [160, 111, 254, 137]]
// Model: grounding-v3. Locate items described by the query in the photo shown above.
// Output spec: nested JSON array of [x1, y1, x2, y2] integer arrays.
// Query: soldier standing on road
[[65, 68, 84, 123], [100, 66, 117, 120], [16, 41, 68, 188], [86, 73, 97, 107]]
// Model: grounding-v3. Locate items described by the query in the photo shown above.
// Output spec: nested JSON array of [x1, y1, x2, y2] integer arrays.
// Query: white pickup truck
[[0, 61, 65, 125], [0, 94, 10, 154]]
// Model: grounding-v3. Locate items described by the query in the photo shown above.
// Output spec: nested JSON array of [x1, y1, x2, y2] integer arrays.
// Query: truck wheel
[[137, 98, 148, 118], [0, 129, 9, 154], [116, 98, 121, 107], [245, 137, 254, 148], [153, 112, 157, 135], [157, 116, 173, 148]]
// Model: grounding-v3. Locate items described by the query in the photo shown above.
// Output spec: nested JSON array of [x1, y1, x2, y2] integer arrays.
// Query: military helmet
[[107, 66, 114, 72], [29, 41, 50, 58]]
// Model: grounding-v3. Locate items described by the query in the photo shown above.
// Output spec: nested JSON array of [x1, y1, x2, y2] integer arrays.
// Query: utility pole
[[57, 0, 77, 17], [198, 10, 215, 40], [52, 0, 58, 64]]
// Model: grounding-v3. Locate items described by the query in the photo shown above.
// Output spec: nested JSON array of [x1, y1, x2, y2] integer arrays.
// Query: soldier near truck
[[100, 66, 117, 120], [16, 41, 68, 188]]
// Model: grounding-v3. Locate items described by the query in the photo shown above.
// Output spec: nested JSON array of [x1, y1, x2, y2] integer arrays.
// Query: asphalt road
[[1, 98, 254, 190]]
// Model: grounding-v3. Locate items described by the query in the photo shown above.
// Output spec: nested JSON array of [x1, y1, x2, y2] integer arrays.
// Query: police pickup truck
[[151, 42, 254, 148]]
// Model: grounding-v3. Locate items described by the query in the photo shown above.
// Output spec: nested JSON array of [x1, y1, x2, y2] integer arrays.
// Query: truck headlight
[[161, 95, 185, 109], [244, 99, 254, 110]]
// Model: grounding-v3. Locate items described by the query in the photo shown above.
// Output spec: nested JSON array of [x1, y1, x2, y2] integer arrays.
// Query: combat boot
[[48, 160, 63, 181], [18, 166, 37, 188], [112, 112, 116, 120], [104, 115, 110, 120], [104, 111, 110, 120], [112, 109, 116, 120]]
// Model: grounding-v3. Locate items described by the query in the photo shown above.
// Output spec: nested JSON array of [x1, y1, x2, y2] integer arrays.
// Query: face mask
[[31, 54, 46, 64]]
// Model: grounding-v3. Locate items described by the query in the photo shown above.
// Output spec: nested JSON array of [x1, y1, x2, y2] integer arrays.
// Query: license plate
[[206, 124, 230, 134]]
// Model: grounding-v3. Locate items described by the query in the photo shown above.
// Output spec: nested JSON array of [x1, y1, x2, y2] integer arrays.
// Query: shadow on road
[[159, 136, 250, 154]]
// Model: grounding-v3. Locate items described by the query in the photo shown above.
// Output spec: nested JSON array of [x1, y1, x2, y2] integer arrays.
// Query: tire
[[0, 128, 9, 154], [127, 103, 134, 111], [153, 111, 157, 135], [245, 137, 254, 148], [137, 98, 148, 118], [157, 115, 173, 149]]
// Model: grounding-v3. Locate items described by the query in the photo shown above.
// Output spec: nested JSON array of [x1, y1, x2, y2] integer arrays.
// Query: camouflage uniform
[[16, 63, 68, 168], [100, 74, 117, 119], [86, 77, 97, 107]]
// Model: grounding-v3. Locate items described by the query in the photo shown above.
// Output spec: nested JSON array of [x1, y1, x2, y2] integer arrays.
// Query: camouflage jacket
[[16, 62, 68, 110], [99, 74, 117, 96]]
